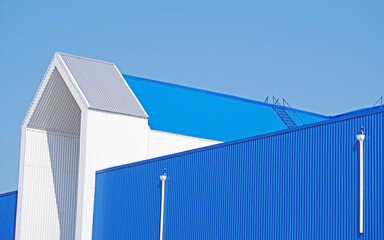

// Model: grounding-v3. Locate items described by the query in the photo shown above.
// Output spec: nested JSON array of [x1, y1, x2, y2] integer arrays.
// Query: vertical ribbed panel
[[0, 191, 17, 240], [19, 129, 79, 240], [147, 130, 220, 159], [58, 53, 147, 118], [28, 68, 81, 135], [93, 111, 384, 240], [78, 110, 149, 240]]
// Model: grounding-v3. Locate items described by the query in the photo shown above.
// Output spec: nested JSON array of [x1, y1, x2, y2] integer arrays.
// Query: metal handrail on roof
[[371, 96, 383, 110], [271, 96, 305, 126]]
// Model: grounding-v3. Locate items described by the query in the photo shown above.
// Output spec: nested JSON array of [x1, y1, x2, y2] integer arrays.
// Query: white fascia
[[114, 64, 149, 118], [21, 52, 90, 129]]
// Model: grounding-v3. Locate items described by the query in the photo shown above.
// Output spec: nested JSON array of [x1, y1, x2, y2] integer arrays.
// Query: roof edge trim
[[149, 129, 221, 143], [88, 107, 148, 119], [20, 55, 56, 128], [21, 53, 90, 129], [56, 52, 114, 65], [114, 66, 148, 118], [56, 53, 91, 107], [0, 190, 18, 198]]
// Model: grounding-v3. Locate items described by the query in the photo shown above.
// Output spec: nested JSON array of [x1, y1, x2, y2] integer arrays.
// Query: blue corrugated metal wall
[[0, 191, 17, 240], [93, 109, 384, 240]]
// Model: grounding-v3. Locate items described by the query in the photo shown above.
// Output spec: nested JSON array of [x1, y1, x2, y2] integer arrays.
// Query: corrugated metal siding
[[19, 129, 79, 240], [58, 53, 147, 118], [78, 111, 221, 240], [0, 191, 17, 240], [147, 130, 220, 159], [78, 110, 149, 240], [28, 68, 81, 135], [93, 110, 384, 240]]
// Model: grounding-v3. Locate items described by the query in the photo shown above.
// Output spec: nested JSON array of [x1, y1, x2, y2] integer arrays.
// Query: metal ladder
[[267, 96, 304, 128]]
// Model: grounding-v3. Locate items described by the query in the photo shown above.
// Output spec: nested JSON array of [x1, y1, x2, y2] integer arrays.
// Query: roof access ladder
[[267, 96, 304, 128]]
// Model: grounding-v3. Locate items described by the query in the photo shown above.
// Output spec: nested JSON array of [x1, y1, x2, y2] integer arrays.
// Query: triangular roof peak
[[57, 52, 115, 65], [22, 52, 148, 129]]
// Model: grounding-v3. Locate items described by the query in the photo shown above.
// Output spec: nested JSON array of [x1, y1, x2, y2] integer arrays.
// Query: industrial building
[[0, 53, 382, 239], [93, 106, 384, 240]]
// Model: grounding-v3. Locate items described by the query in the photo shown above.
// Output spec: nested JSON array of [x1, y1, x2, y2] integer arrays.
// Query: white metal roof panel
[[57, 53, 148, 118], [28, 68, 81, 135]]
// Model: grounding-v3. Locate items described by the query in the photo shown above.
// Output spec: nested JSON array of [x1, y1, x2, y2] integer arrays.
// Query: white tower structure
[[15, 53, 219, 240]]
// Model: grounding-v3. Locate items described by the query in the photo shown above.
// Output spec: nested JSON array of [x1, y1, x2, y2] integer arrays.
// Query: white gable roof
[[58, 53, 147, 117], [22, 52, 148, 130]]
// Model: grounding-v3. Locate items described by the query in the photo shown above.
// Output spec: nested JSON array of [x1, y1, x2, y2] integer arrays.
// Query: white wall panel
[[20, 109, 220, 240], [84, 109, 149, 184], [147, 130, 220, 159], [18, 129, 79, 240], [76, 109, 149, 240], [75, 110, 220, 240]]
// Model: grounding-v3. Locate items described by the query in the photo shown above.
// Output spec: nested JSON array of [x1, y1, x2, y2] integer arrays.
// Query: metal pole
[[159, 173, 167, 240], [356, 131, 365, 234]]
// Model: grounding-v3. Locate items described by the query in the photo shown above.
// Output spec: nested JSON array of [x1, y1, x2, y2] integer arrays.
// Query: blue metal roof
[[124, 75, 328, 141]]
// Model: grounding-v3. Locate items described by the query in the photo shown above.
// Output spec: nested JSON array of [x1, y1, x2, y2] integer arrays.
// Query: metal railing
[[270, 96, 305, 126], [371, 96, 383, 110]]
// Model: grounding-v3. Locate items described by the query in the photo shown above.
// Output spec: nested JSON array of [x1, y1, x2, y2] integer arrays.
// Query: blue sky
[[0, 0, 383, 193]]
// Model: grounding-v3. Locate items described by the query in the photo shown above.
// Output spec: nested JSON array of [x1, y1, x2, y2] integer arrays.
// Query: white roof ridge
[[22, 52, 148, 129], [56, 52, 114, 65]]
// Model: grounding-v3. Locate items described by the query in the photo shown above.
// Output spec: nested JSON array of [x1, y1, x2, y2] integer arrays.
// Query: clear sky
[[0, 0, 383, 193]]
